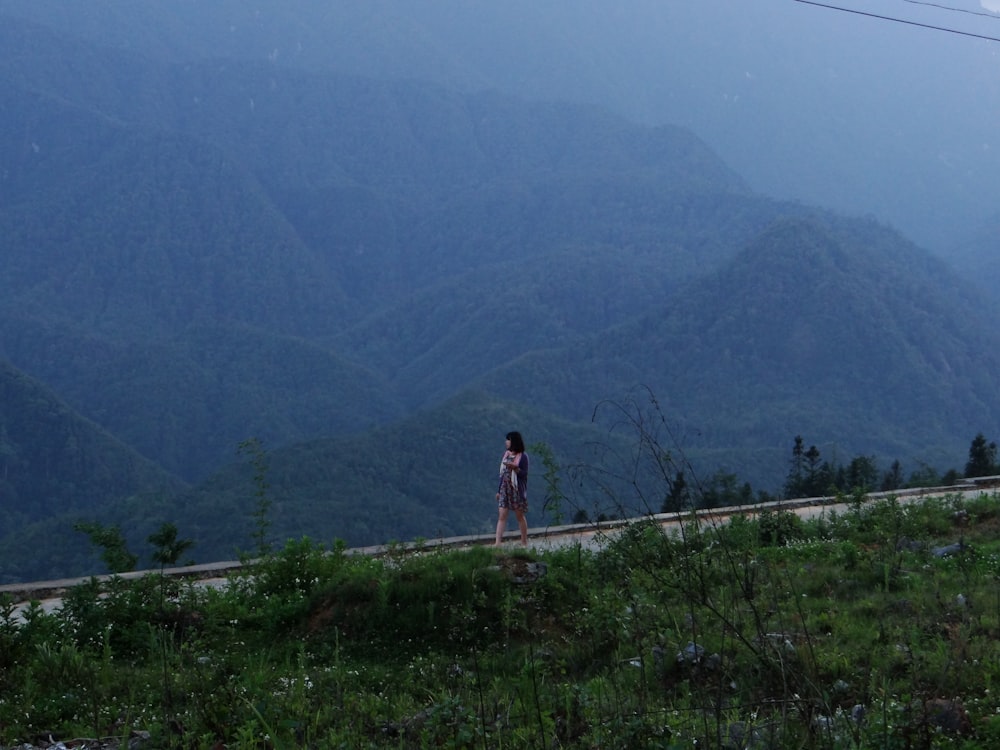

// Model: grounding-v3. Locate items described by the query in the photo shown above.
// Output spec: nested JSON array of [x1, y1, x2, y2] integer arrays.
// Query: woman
[[495, 431, 529, 546]]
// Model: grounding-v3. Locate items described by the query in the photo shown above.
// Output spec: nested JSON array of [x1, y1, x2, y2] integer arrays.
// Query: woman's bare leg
[[495, 507, 510, 545], [515, 510, 528, 546]]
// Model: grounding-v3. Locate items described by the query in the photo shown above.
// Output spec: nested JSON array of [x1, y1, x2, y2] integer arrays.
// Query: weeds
[[3, 490, 1000, 748]]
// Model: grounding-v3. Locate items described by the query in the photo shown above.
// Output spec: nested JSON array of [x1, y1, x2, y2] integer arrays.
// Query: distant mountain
[[0, 314, 404, 481], [0, 392, 627, 582], [0, 12, 748, 480], [945, 217, 1000, 312], [4, 7, 1000, 585], [2, 1, 996, 252], [475, 213, 1000, 487], [0, 359, 184, 582]]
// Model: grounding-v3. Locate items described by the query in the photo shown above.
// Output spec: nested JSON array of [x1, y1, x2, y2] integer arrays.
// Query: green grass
[[3, 492, 1000, 748]]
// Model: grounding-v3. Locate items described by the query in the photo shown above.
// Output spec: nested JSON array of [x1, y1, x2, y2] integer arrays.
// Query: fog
[[1, 0, 997, 251], [355, 0, 1000, 254]]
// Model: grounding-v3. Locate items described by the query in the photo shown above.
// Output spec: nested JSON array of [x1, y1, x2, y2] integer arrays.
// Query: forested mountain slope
[[475, 214, 1000, 485], [0, 360, 184, 583], [333, 190, 787, 410], [947, 217, 1000, 312], [0, 11, 748, 482], [0, 314, 404, 481], [3, 0, 995, 255], [3, 10, 1000, 583], [0, 392, 623, 582]]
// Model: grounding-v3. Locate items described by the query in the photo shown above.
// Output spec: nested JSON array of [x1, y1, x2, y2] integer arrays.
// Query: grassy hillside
[[4, 491, 1000, 747]]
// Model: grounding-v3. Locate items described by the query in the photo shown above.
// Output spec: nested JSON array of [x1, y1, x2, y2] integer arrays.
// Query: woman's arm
[[507, 452, 523, 473]]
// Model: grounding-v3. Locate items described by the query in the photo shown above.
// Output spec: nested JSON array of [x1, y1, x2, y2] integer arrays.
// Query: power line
[[899, 0, 1000, 20], [793, 0, 1000, 42]]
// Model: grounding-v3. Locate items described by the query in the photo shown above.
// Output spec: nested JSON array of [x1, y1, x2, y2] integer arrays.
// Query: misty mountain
[[947, 216, 1000, 311], [3, 6, 1000, 583], [0, 359, 183, 543], [2, 0, 997, 253], [0, 12, 746, 479], [0, 15, 748, 305], [0, 8, 748, 309], [475, 213, 1000, 485], [0, 392, 626, 582]]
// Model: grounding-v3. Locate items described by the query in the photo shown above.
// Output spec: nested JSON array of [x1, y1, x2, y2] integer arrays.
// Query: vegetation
[[782, 435, 965, 501], [4, 488, 1000, 749], [965, 434, 999, 479], [0, 361, 184, 529], [1, 424, 998, 748]]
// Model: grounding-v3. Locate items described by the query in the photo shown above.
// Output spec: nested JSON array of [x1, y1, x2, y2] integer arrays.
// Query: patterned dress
[[497, 450, 528, 512]]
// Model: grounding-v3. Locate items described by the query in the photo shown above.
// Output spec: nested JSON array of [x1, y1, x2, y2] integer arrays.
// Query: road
[[4, 478, 997, 622]]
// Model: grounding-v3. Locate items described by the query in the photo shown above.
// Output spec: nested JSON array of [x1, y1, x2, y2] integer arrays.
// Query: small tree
[[74, 521, 138, 574], [700, 470, 753, 509], [880, 459, 904, 492], [531, 441, 566, 525], [148, 522, 194, 572], [239, 437, 272, 558], [661, 470, 690, 513], [844, 454, 878, 493], [965, 433, 999, 478], [784, 435, 807, 498], [786, 438, 834, 498]]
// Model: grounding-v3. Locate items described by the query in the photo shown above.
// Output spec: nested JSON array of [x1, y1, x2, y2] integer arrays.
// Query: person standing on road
[[495, 431, 529, 546]]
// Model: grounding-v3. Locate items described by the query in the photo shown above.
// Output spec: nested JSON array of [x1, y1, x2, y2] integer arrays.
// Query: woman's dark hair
[[506, 431, 525, 453]]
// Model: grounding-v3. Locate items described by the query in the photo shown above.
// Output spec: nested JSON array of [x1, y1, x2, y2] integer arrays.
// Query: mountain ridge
[[0, 359, 185, 531], [474, 214, 1000, 483], [2, 8, 1000, 583]]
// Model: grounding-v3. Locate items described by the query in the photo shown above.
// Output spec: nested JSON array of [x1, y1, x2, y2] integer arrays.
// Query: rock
[[921, 698, 971, 735], [932, 542, 964, 558], [676, 641, 704, 664]]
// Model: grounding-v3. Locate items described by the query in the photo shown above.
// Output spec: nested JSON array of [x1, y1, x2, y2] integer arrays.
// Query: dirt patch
[[493, 554, 548, 584]]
